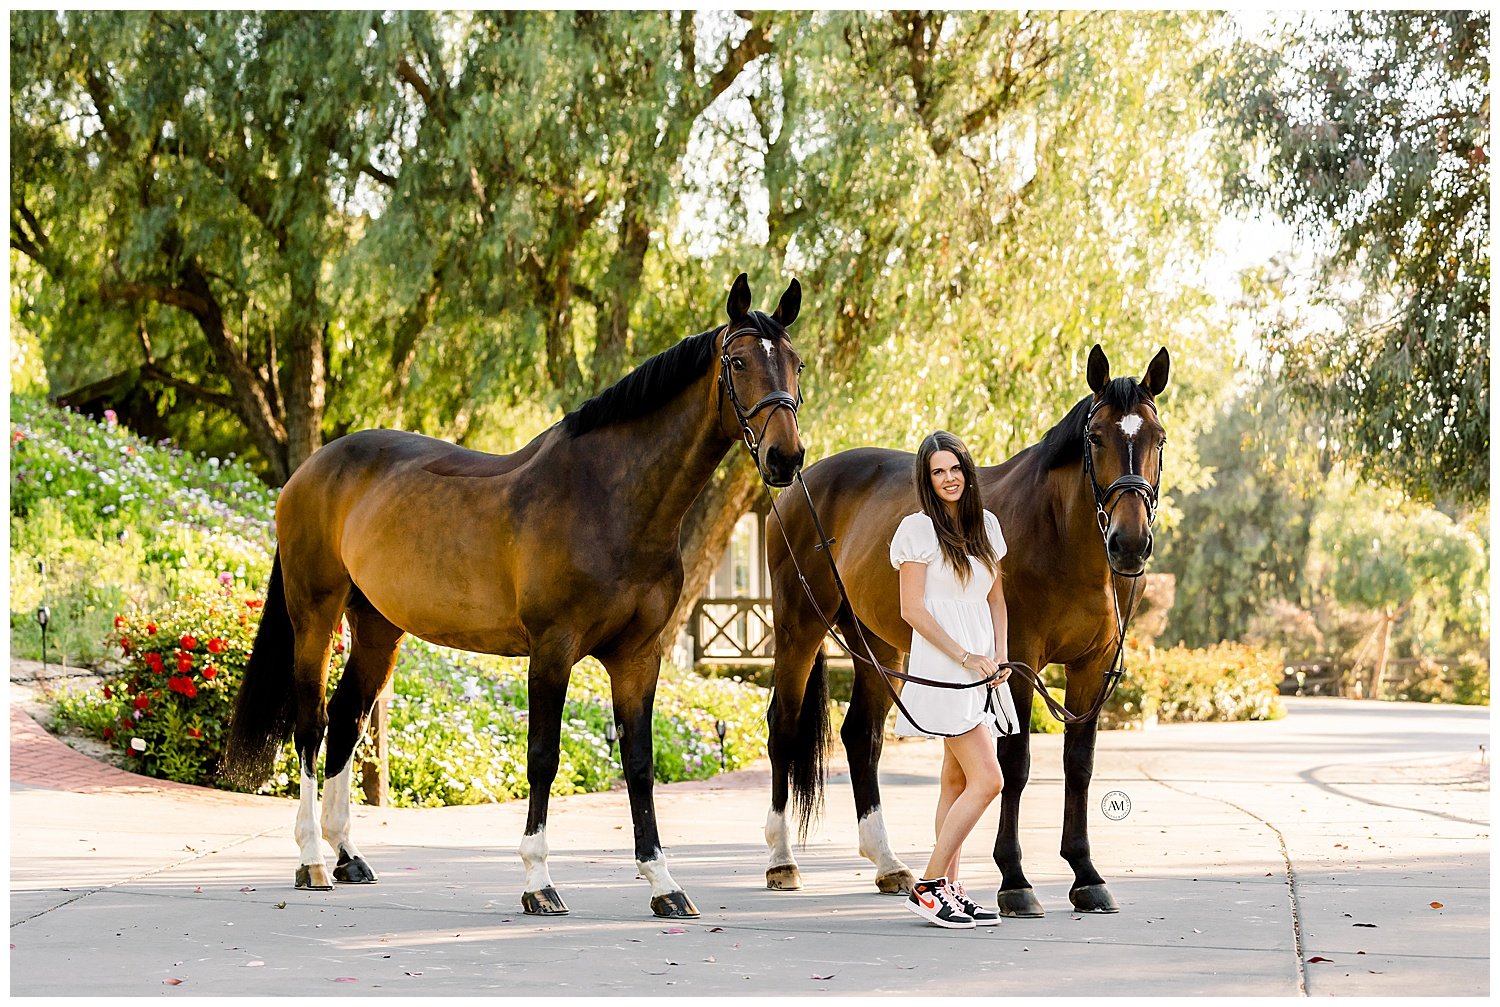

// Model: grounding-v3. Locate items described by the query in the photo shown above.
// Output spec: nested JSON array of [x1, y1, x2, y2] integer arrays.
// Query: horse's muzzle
[[1106, 529, 1152, 577], [762, 444, 805, 487]]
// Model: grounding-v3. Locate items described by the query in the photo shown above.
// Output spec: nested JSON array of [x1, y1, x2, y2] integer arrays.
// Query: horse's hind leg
[[838, 616, 913, 895], [287, 582, 350, 891], [764, 609, 832, 892], [320, 598, 405, 885]]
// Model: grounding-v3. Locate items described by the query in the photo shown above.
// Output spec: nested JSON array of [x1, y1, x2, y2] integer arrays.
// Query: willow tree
[[12, 11, 410, 482], [1215, 11, 1490, 508]]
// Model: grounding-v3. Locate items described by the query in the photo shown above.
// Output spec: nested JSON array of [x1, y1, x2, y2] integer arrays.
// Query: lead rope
[[764, 471, 1149, 734]]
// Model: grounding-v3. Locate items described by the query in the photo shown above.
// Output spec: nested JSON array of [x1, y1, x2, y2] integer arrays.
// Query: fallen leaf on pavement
[[163, 979, 183, 986], [662, 928, 687, 935], [1429, 902, 1444, 909], [274, 902, 287, 910], [405, 972, 423, 977], [333, 977, 358, 983], [193, 888, 204, 894], [708, 927, 724, 933], [1308, 957, 1334, 964], [1353, 923, 1377, 928], [239, 887, 255, 893], [812, 974, 836, 980]]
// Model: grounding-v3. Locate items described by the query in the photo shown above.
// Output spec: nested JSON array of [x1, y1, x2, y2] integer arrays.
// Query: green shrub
[[1106, 642, 1285, 725], [51, 590, 286, 787]]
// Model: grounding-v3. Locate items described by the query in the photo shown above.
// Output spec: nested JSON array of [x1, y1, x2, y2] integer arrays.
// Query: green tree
[[1308, 475, 1488, 697], [1214, 11, 1489, 507], [1158, 380, 1330, 648]]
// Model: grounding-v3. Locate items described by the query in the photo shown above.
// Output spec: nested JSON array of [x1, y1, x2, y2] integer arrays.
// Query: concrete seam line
[[8, 824, 285, 927], [1139, 766, 1308, 998]]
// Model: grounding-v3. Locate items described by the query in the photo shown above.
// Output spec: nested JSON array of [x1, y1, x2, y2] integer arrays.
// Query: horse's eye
[[1087, 432, 1103, 446], [796, 363, 805, 374], [731, 357, 747, 371]]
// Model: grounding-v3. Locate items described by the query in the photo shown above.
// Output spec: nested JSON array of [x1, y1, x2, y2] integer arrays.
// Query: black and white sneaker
[[951, 881, 1001, 925], [906, 876, 975, 929]]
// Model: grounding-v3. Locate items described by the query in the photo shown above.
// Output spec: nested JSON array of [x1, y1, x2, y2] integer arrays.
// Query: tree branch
[[140, 362, 239, 413], [360, 161, 398, 188], [99, 280, 214, 317]]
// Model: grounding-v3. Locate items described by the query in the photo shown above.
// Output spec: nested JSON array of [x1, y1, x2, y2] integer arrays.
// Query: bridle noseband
[[1082, 397, 1164, 578], [717, 324, 803, 469]]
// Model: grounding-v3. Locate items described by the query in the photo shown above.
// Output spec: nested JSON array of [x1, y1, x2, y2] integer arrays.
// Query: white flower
[[130, 737, 147, 752]]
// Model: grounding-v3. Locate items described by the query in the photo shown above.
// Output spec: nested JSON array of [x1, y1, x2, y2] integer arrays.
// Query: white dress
[[889, 510, 1020, 738]]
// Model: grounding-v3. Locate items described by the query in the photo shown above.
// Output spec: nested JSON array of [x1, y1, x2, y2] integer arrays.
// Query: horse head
[[717, 273, 807, 487], [1084, 344, 1169, 577]]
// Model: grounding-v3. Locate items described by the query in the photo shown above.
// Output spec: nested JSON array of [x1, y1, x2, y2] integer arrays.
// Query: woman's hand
[[962, 652, 1001, 679]]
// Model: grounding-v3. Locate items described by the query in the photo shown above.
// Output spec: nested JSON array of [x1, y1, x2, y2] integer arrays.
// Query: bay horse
[[224, 273, 806, 919], [762, 344, 1167, 916]]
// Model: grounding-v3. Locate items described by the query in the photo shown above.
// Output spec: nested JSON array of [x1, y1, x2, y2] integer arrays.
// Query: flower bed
[[52, 596, 770, 805]]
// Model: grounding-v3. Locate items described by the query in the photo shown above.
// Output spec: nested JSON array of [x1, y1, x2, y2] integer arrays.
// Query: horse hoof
[[765, 865, 802, 891], [521, 886, 570, 916], [295, 864, 334, 891], [875, 869, 915, 895], [651, 891, 700, 918], [996, 887, 1045, 918], [1070, 884, 1119, 914], [333, 853, 378, 885]]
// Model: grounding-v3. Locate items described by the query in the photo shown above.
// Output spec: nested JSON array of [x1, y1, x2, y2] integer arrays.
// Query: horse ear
[[772, 278, 801, 327], [727, 273, 752, 324], [1142, 347, 1170, 396], [1087, 344, 1110, 395]]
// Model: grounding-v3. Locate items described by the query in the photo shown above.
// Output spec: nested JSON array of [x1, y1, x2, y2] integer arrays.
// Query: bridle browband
[[717, 323, 802, 469]]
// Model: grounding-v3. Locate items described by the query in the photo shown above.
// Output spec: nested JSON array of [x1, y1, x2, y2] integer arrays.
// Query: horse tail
[[222, 549, 296, 789], [788, 649, 833, 843]]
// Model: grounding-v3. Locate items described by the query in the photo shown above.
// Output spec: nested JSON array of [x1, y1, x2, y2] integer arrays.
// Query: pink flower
[[103, 409, 118, 425]]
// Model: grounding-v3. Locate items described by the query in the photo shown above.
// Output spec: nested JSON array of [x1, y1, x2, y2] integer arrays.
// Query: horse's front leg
[[519, 645, 575, 916], [994, 668, 1044, 917], [606, 647, 698, 919], [1061, 663, 1118, 913]]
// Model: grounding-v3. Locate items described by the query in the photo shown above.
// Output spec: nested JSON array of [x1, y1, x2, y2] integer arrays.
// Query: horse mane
[[1034, 377, 1150, 470]]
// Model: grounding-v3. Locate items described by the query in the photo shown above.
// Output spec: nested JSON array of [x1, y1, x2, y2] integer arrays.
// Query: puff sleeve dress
[[888, 510, 1020, 738]]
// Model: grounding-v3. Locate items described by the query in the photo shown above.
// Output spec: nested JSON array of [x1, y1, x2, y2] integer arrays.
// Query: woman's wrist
[[959, 651, 970, 668]]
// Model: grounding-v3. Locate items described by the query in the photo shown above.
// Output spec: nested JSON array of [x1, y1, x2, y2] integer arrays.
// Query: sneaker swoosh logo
[[917, 892, 938, 910]]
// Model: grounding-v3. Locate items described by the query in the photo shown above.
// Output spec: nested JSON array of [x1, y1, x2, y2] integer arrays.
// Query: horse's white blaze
[[637, 853, 682, 897], [1117, 413, 1144, 439], [857, 806, 908, 877], [295, 766, 324, 868], [765, 807, 796, 869], [761, 337, 776, 362], [320, 762, 362, 860], [519, 828, 554, 893]]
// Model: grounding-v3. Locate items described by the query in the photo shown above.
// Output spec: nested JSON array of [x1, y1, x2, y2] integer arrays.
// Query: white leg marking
[[320, 762, 363, 861], [857, 806, 910, 878], [519, 827, 554, 893], [295, 765, 325, 869], [765, 808, 796, 869], [637, 852, 683, 898]]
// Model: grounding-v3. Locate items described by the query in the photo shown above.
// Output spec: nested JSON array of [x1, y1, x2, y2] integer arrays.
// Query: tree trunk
[[1370, 604, 1394, 700], [662, 452, 763, 653]]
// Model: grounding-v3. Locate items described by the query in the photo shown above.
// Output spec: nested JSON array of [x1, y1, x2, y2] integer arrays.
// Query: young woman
[[890, 430, 1019, 929]]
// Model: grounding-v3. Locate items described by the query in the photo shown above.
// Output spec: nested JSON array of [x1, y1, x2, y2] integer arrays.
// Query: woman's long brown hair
[[914, 430, 999, 586]]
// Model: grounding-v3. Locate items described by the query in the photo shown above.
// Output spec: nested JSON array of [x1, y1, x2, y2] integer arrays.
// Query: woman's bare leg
[[922, 725, 1003, 880]]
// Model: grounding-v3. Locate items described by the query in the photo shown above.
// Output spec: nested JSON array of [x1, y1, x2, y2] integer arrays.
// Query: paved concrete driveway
[[8, 696, 1488, 996]]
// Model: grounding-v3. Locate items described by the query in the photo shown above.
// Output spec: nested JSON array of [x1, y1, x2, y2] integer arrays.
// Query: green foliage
[[1309, 474, 1489, 650], [1214, 11, 1489, 506], [1025, 647, 1284, 730], [53, 592, 267, 786], [10, 394, 274, 664], [1158, 382, 1328, 647]]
